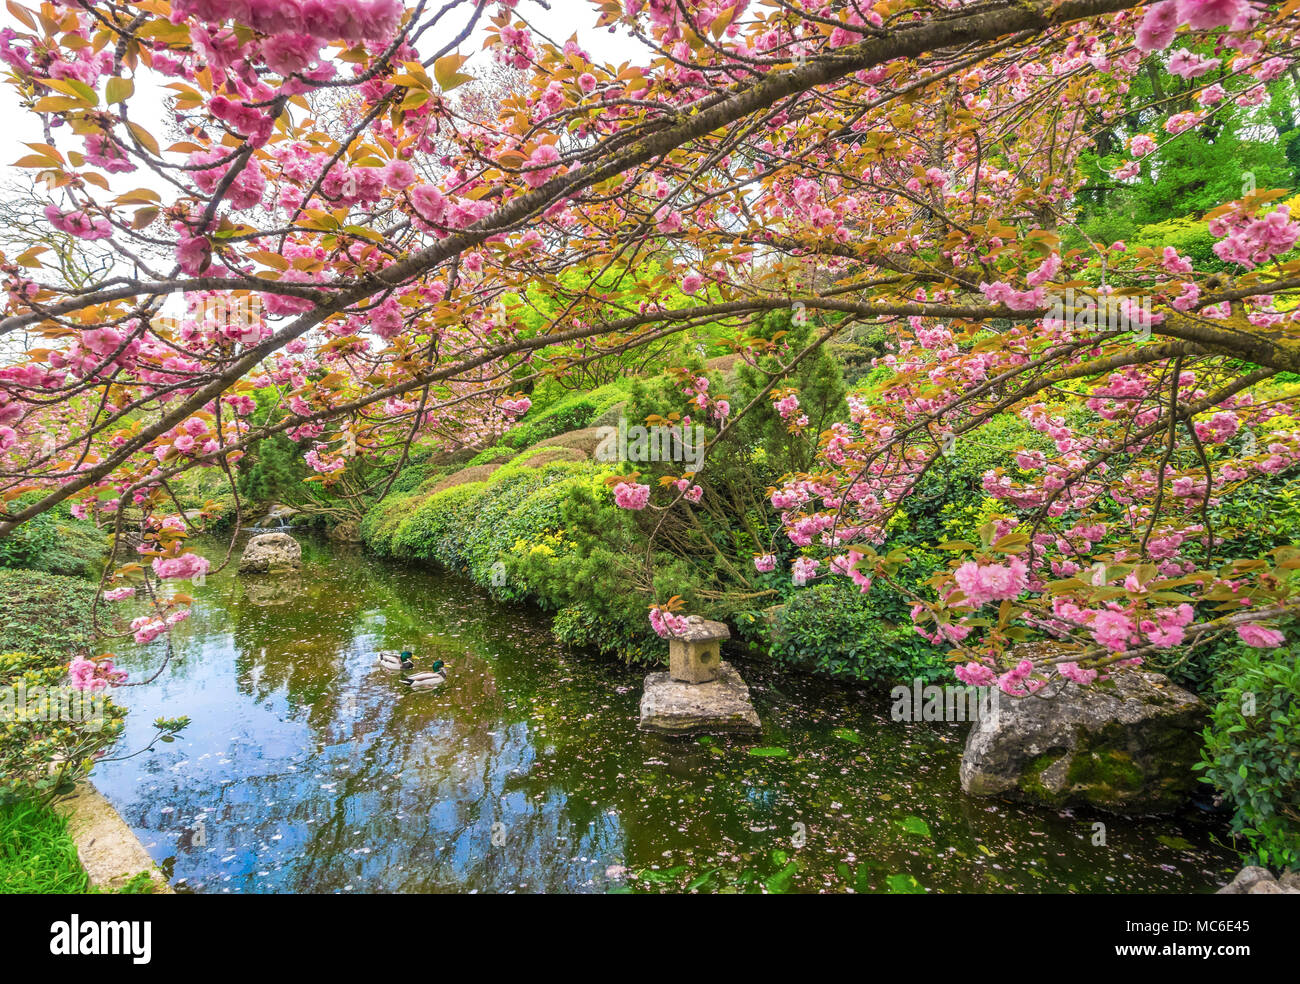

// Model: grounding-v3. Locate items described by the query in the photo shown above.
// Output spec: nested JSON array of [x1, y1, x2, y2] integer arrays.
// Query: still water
[[93, 535, 1239, 893]]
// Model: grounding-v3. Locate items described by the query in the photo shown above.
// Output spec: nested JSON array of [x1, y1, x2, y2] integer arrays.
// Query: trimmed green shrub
[[551, 603, 660, 664], [390, 481, 489, 567], [499, 381, 630, 449], [0, 505, 106, 580]]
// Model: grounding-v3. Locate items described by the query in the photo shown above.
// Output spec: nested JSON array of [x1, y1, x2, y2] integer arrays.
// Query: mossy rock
[[961, 664, 1206, 815]]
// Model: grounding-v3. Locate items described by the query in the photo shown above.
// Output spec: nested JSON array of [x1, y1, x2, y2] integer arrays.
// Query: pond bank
[[55, 784, 172, 893]]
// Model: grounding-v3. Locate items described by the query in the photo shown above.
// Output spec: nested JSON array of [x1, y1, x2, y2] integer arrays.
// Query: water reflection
[[91, 535, 1239, 893]]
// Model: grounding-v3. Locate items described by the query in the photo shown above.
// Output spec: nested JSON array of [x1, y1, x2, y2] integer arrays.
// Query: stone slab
[[55, 782, 172, 893], [638, 661, 761, 735]]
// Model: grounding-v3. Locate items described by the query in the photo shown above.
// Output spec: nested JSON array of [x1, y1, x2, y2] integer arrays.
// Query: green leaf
[[764, 861, 799, 894], [105, 77, 134, 104], [686, 869, 718, 891], [885, 873, 925, 894], [898, 815, 932, 838]]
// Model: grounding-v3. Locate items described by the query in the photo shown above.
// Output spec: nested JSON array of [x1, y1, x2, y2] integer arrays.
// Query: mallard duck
[[378, 650, 414, 671], [402, 659, 446, 689]]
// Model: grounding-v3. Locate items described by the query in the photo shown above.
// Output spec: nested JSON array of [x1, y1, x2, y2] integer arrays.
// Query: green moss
[[1016, 743, 1144, 806], [1065, 746, 1144, 796], [1019, 751, 1067, 802]]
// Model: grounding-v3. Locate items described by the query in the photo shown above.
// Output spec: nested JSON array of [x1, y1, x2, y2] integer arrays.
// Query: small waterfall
[[251, 505, 294, 532]]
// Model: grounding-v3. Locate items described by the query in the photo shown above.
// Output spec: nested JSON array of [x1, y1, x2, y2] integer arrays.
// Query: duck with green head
[[402, 659, 446, 689], [378, 650, 415, 671]]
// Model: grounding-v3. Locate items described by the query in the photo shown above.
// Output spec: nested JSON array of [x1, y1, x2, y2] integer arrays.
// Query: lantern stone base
[[638, 661, 761, 735]]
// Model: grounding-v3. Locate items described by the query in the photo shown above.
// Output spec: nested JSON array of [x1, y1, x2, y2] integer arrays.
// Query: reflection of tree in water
[[225, 554, 378, 733], [129, 547, 627, 891]]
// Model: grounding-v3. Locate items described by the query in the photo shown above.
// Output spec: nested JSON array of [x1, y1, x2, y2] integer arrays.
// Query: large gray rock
[[960, 667, 1205, 814], [237, 531, 302, 574], [1248, 879, 1288, 894], [639, 661, 761, 735]]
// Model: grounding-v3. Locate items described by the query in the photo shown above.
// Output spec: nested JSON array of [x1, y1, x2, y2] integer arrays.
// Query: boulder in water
[[960, 665, 1205, 814], [237, 531, 302, 574], [328, 520, 362, 543]]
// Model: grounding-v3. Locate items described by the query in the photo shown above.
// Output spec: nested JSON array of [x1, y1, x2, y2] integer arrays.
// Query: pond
[[93, 534, 1240, 893]]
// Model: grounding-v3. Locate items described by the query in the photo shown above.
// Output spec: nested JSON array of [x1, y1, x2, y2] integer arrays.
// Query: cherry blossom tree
[[1, 0, 1298, 692]]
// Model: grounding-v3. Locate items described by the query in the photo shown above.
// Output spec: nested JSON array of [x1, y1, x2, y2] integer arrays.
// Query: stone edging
[[54, 782, 173, 894], [1216, 865, 1300, 894]]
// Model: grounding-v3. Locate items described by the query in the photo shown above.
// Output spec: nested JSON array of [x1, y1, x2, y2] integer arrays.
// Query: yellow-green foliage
[[361, 451, 666, 660], [940, 495, 1016, 546], [390, 481, 489, 564], [0, 570, 127, 801], [358, 490, 417, 555]]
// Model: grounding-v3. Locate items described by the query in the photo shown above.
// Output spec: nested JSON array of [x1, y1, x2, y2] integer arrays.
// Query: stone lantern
[[667, 616, 729, 683], [639, 615, 760, 735]]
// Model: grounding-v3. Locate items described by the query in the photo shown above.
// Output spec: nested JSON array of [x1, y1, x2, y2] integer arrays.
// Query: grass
[[0, 796, 90, 893], [0, 796, 160, 894]]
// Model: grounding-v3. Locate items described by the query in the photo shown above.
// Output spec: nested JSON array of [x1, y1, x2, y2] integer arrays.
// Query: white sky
[[0, 0, 653, 186]]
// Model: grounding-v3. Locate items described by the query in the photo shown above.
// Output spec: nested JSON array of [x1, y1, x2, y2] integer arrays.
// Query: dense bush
[[498, 381, 629, 449], [364, 452, 680, 661], [382, 447, 441, 494], [1197, 640, 1300, 871], [763, 580, 949, 685], [550, 603, 660, 664], [389, 481, 488, 567]]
